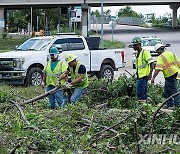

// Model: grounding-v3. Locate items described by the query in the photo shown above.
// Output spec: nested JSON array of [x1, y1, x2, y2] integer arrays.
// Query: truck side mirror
[[55, 44, 63, 53], [15, 45, 19, 50], [165, 43, 171, 47]]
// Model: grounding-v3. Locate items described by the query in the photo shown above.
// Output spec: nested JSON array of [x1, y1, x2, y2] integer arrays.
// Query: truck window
[[53, 39, 69, 51], [69, 38, 85, 50]]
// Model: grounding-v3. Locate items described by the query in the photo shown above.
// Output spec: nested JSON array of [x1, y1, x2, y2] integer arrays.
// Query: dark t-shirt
[[68, 64, 86, 74]]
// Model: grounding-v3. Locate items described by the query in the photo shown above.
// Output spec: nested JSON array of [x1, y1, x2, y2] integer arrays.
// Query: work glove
[[64, 82, 73, 89], [56, 80, 60, 87]]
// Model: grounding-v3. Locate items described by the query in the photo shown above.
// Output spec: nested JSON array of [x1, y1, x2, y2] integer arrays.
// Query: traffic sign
[[109, 20, 117, 30]]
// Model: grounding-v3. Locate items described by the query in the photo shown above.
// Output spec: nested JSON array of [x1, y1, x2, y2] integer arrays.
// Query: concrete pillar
[[0, 8, 5, 33], [170, 4, 179, 28], [4, 9, 7, 32], [81, 4, 88, 37], [57, 7, 61, 33], [88, 6, 91, 32]]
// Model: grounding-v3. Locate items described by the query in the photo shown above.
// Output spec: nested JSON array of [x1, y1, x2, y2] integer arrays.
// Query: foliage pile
[[0, 75, 179, 153]]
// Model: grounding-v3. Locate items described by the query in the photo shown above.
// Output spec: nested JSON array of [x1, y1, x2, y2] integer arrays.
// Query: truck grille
[[0, 58, 14, 71]]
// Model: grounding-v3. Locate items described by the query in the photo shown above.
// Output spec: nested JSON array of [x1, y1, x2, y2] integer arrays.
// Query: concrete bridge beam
[[81, 4, 88, 37], [170, 4, 179, 28]]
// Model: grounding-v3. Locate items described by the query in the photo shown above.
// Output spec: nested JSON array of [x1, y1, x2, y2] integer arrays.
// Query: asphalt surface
[[92, 24, 180, 84]]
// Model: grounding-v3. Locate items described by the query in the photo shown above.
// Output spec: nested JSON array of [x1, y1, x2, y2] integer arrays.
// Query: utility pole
[[100, 0, 104, 49], [37, 16, 38, 32], [30, 7, 33, 34], [57, 7, 61, 33]]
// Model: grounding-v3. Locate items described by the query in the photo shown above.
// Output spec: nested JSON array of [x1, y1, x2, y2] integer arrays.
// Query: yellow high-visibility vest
[[155, 51, 180, 79], [43, 60, 67, 86], [69, 61, 88, 89], [135, 49, 154, 78]]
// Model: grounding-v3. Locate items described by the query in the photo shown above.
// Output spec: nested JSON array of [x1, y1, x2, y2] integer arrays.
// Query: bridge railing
[[91, 16, 145, 26]]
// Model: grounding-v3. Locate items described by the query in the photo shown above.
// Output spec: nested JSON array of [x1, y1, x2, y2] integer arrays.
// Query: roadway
[[91, 24, 180, 84]]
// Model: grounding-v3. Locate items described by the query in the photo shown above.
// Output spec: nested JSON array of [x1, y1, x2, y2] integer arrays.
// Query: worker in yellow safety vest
[[130, 36, 154, 102], [57, 53, 88, 104], [151, 44, 180, 109], [42, 47, 67, 109]]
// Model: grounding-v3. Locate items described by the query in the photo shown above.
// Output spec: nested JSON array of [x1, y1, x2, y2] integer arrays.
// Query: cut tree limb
[[152, 92, 180, 124], [0, 86, 62, 111], [10, 100, 40, 131], [10, 142, 21, 154], [20, 86, 62, 106], [93, 114, 134, 137]]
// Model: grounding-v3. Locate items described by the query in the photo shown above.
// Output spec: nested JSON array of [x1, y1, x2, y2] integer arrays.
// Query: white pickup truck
[[0, 35, 125, 85]]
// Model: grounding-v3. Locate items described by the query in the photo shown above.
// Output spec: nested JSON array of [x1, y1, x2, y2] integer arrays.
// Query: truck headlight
[[13, 58, 25, 70]]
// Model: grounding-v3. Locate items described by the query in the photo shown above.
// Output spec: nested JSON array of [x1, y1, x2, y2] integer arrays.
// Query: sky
[[92, 5, 180, 18]]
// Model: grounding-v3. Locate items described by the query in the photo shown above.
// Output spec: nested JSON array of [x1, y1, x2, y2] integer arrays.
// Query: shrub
[[2, 32, 8, 39]]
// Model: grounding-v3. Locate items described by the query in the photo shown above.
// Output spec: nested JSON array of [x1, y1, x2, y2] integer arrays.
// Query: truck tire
[[26, 67, 43, 86], [96, 65, 114, 80]]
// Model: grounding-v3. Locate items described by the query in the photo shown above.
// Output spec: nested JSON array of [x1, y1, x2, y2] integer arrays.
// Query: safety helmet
[[50, 47, 59, 55], [65, 53, 77, 63], [131, 36, 141, 45], [154, 43, 165, 51]]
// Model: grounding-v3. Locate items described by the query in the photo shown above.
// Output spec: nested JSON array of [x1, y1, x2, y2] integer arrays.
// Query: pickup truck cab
[[0, 35, 125, 85]]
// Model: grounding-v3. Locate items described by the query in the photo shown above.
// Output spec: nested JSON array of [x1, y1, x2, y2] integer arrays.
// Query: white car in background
[[132, 36, 170, 69]]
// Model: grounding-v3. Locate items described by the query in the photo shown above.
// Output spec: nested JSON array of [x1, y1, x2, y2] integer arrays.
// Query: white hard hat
[[154, 44, 165, 51]]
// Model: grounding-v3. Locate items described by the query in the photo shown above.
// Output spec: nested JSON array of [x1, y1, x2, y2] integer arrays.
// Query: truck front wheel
[[96, 65, 114, 80], [26, 68, 43, 86]]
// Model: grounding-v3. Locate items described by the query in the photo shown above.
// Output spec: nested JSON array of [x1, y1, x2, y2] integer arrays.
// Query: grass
[[0, 32, 125, 53], [0, 36, 29, 53], [104, 39, 125, 49], [0, 84, 44, 100]]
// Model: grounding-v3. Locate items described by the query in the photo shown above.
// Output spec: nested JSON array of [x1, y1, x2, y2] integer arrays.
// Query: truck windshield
[[16, 38, 52, 51], [142, 39, 162, 46]]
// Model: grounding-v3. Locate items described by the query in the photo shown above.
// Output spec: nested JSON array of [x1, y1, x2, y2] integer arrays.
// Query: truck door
[[52, 38, 90, 70], [68, 38, 90, 70]]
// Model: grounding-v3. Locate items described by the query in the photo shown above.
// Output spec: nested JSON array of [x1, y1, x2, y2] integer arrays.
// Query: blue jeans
[[67, 88, 86, 104], [46, 85, 65, 108], [136, 76, 148, 101], [164, 74, 179, 107]]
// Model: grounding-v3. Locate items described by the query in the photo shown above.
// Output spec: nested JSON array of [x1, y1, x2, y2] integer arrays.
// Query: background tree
[[7, 8, 68, 33], [118, 6, 143, 18], [104, 9, 111, 18], [94, 10, 101, 17]]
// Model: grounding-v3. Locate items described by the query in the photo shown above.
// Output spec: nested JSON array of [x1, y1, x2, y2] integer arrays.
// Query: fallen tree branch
[[10, 100, 30, 125], [154, 147, 177, 154], [10, 100, 39, 131], [96, 102, 109, 110], [134, 121, 140, 154], [76, 120, 118, 134], [86, 88, 109, 95], [152, 92, 180, 124], [0, 86, 62, 111], [125, 69, 133, 77], [20, 86, 62, 106], [93, 114, 134, 137], [88, 101, 109, 134], [10, 142, 21, 154]]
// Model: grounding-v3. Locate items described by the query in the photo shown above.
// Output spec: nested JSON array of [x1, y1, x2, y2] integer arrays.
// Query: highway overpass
[[0, 0, 180, 36], [0, 0, 180, 7]]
